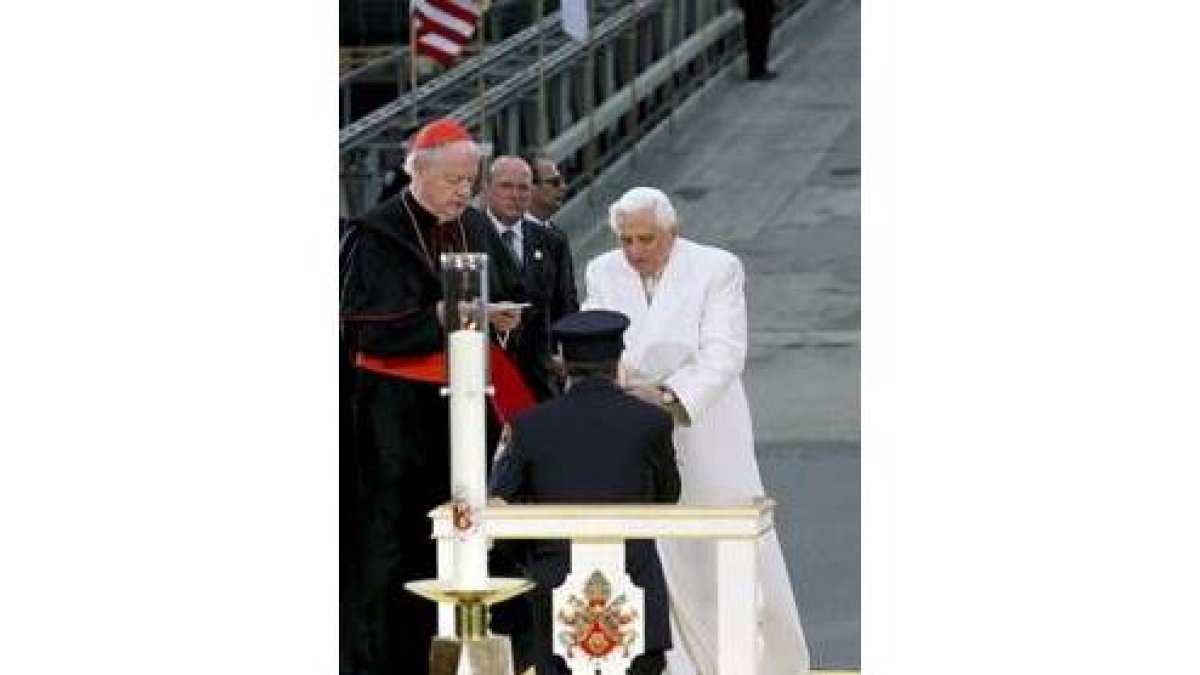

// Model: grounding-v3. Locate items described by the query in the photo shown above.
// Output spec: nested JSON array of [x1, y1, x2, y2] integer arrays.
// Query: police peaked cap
[[551, 310, 630, 363]]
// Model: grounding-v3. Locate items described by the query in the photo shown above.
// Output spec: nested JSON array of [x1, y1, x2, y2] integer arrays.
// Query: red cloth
[[355, 344, 535, 422], [487, 346, 537, 421]]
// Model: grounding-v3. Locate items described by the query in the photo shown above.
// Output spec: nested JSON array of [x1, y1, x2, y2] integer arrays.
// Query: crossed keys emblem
[[556, 570, 640, 659]]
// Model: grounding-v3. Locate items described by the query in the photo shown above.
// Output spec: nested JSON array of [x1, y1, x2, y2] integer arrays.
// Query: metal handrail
[[544, 7, 739, 162], [339, 0, 809, 217], [339, 47, 406, 86], [340, 10, 568, 152], [448, 2, 657, 126]]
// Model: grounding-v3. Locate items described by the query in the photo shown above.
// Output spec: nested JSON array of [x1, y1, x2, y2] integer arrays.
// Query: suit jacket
[[462, 206, 579, 400], [489, 377, 680, 668]]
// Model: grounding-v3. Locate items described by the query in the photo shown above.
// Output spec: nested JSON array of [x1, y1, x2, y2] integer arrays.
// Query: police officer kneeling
[[489, 309, 681, 675]]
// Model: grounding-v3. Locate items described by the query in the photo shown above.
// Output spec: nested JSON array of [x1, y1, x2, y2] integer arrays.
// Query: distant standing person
[[583, 187, 809, 675], [490, 309, 681, 675], [524, 151, 570, 232], [524, 151, 579, 393], [741, 0, 777, 80]]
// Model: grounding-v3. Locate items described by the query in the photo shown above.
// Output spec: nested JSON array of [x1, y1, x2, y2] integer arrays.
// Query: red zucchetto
[[409, 117, 472, 150]]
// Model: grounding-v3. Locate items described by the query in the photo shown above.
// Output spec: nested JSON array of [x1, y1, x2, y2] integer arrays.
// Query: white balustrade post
[[717, 538, 758, 674], [556, 540, 645, 675]]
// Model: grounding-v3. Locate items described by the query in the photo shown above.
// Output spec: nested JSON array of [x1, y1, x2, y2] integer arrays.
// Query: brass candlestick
[[406, 577, 534, 675]]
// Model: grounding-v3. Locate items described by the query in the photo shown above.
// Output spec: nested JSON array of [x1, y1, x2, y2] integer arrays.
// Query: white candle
[[448, 329, 489, 590]]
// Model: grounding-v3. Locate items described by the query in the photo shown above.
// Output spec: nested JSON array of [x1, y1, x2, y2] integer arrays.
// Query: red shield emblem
[[556, 571, 639, 660]]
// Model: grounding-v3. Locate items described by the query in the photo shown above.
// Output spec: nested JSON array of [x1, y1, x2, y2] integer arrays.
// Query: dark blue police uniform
[[489, 310, 681, 675]]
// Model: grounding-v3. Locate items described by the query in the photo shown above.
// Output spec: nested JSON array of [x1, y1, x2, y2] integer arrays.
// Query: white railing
[[429, 499, 776, 674]]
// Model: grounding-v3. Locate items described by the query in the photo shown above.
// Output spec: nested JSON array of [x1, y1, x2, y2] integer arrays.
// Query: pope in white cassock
[[582, 187, 810, 674]]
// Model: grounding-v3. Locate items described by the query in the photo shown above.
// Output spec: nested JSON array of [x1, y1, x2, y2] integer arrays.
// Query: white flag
[[562, 0, 589, 42]]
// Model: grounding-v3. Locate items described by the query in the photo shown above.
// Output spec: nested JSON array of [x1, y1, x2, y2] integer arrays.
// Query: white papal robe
[[583, 237, 810, 675]]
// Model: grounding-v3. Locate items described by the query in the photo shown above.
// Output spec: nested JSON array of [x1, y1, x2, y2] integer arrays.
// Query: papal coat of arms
[[556, 570, 640, 660]]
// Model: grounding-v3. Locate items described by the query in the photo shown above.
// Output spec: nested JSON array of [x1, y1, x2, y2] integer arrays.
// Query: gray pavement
[[556, 0, 861, 667]]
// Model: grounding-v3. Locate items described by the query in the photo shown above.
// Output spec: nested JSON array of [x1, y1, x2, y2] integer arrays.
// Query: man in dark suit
[[490, 310, 681, 675], [523, 151, 570, 232], [462, 155, 579, 402]]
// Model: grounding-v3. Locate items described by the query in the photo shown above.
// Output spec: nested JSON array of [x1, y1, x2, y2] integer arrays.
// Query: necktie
[[501, 229, 522, 268]]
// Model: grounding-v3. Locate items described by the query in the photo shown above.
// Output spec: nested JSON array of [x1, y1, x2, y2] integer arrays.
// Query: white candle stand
[[405, 253, 531, 675]]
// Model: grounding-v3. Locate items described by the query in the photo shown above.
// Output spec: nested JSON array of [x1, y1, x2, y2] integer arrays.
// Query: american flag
[[411, 0, 483, 67]]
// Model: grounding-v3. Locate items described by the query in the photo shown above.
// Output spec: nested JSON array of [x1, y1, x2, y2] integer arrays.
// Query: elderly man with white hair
[[583, 186, 810, 675], [340, 118, 522, 675]]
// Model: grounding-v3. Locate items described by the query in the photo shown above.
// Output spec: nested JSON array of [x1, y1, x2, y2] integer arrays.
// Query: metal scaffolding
[[339, 0, 807, 218]]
